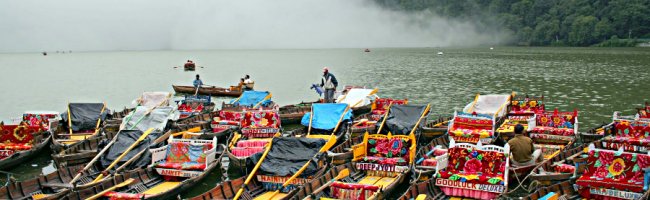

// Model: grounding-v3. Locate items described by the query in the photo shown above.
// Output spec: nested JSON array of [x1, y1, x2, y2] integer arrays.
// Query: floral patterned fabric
[[437, 147, 507, 186], [602, 120, 650, 148], [22, 113, 56, 130], [241, 110, 280, 128], [370, 98, 407, 120], [330, 181, 379, 200], [103, 191, 145, 200], [156, 142, 213, 171], [363, 137, 411, 166], [449, 114, 494, 140], [535, 110, 576, 129], [0, 124, 38, 145], [576, 149, 650, 197], [510, 98, 544, 114]]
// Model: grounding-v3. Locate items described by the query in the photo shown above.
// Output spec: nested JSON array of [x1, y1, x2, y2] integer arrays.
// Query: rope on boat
[[502, 161, 547, 195]]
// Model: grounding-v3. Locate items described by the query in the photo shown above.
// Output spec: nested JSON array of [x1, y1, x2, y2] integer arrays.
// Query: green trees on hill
[[375, 0, 650, 46]]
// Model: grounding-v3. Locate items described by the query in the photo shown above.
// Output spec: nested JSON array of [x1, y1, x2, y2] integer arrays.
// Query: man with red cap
[[320, 67, 338, 103]]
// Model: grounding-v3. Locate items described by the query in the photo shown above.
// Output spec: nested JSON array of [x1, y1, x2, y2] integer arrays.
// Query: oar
[[92, 128, 155, 183], [307, 106, 314, 135], [233, 141, 273, 200], [409, 104, 431, 136], [68, 130, 123, 185], [375, 102, 394, 134], [305, 169, 350, 199], [85, 178, 135, 200], [267, 135, 337, 199], [67, 103, 73, 135], [253, 93, 273, 109], [194, 85, 201, 96], [92, 102, 107, 136]]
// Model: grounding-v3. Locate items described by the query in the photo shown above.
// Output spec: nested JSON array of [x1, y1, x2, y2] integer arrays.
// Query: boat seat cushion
[[536, 111, 576, 129], [510, 99, 544, 114], [364, 137, 412, 165], [438, 146, 506, 185], [0, 143, 32, 151], [240, 110, 280, 128], [449, 115, 494, 139], [156, 142, 212, 171], [230, 146, 265, 157], [218, 110, 243, 121], [330, 181, 380, 199], [576, 149, 650, 195]]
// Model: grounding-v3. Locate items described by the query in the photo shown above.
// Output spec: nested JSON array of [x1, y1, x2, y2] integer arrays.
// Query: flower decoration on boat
[[464, 158, 482, 173], [512, 101, 519, 107], [260, 118, 269, 126], [529, 101, 537, 107], [608, 158, 625, 176], [540, 115, 549, 125]]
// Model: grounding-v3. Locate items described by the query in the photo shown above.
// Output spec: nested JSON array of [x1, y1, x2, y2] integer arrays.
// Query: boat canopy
[[251, 137, 327, 177], [462, 94, 511, 118], [99, 129, 161, 169], [300, 103, 352, 130], [61, 103, 109, 132], [120, 106, 178, 132], [380, 104, 429, 135], [136, 92, 172, 108], [231, 91, 272, 107], [336, 88, 377, 108]]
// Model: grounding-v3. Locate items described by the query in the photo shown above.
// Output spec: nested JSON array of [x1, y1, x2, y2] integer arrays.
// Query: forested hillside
[[375, 0, 650, 46]]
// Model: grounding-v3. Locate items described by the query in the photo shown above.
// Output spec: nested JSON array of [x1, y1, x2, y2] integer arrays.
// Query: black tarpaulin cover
[[249, 137, 326, 177], [99, 130, 160, 170], [377, 105, 428, 135], [61, 103, 109, 132]]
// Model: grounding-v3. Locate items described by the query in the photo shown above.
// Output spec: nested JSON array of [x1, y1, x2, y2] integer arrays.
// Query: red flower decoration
[[464, 158, 482, 173]]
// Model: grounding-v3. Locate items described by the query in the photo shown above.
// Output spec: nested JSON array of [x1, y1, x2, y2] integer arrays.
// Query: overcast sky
[[0, 0, 508, 52]]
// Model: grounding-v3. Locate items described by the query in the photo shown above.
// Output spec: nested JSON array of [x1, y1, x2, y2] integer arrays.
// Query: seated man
[[508, 124, 541, 166]]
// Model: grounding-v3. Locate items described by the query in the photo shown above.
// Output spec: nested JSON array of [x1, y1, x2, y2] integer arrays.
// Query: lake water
[[1, 47, 649, 198]]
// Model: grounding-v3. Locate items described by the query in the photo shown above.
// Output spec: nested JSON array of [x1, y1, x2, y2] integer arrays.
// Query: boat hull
[[172, 85, 242, 97]]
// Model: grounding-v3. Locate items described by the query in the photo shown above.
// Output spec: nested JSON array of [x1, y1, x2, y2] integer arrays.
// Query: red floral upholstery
[[601, 120, 650, 148], [178, 103, 204, 112], [576, 149, 650, 199], [530, 110, 577, 145], [510, 98, 544, 114], [240, 110, 280, 128], [437, 146, 506, 185], [370, 98, 407, 120], [22, 113, 56, 130], [103, 191, 145, 200], [155, 142, 213, 171], [535, 110, 576, 129], [330, 182, 379, 200], [363, 137, 411, 166], [448, 114, 495, 141]]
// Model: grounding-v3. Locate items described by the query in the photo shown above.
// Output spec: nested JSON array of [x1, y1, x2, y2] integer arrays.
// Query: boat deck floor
[[142, 181, 180, 195], [253, 191, 288, 200]]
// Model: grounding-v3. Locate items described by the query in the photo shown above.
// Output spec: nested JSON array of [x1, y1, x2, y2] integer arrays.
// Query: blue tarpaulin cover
[[301, 103, 352, 130], [231, 91, 271, 107]]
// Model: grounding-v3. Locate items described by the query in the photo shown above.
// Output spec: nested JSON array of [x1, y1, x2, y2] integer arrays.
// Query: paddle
[[375, 102, 394, 134], [85, 178, 135, 200], [305, 169, 350, 199], [67, 103, 73, 135], [253, 93, 273, 109], [92, 128, 155, 183], [233, 141, 273, 200], [68, 132, 122, 185], [409, 104, 431, 136], [194, 85, 201, 96], [91, 102, 107, 136], [267, 134, 337, 200]]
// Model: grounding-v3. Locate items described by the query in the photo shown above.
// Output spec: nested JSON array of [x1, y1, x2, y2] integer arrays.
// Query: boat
[[227, 110, 282, 175], [222, 90, 276, 110], [447, 93, 511, 144], [177, 95, 215, 119], [574, 144, 650, 199], [364, 48, 370, 52], [51, 103, 110, 152], [184, 61, 196, 71], [522, 179, 580, 200], [593, 111, 650, 153], [351, 98, 408, 136], [420, 116, 452, 144], [0, 128, 170, 199], [412, 134, 451, 181], [278, 101, 315, 125], [329, 104, 430, 164], [433, 139, 510, 199], [529, 144, 588, 186], [299, 131, 417, 199], [52, 106, 178, 168], [190, 136, 336, 200], [396, 177, 446, 200], [335, 88, 377, 116], [172, 85, 243, 97], [0, 121, 53, 170], [291, 103, 352, 143], [60, 136, 225, 200]]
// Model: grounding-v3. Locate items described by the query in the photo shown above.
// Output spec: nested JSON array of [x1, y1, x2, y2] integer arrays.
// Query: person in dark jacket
[[320, 67, 338, 103], [508, 124, 541, 166]]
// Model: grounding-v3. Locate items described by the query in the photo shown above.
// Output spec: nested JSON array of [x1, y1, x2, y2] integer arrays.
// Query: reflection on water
[[1, 47, 649, 197]]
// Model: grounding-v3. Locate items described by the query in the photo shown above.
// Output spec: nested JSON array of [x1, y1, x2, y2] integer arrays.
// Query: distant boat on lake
[[364, 48, 370, 52]]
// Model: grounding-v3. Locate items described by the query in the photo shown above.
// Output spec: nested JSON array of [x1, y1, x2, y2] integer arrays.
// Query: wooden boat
[[227, 110, 282, 175], [177, 95, 216, 119], [299, 132, 416, 200], [433, 139, 510, 200], [190, 136, 336, 200], [61, 138, 225, 200], [529, 144, 588, 186], [0, 122, 52, 170], [412, 134, 450, 181], [278, 101, 314, 125], [350, 98, 408, 136], [184, 62, 196, 71], [448, 93, 510, 144], [590, 112, 650, 153], [522, 179, 580, 200], [51, 103, 110, 153], [172, 85, 243, 97], [396, 178, 446, 200], [420, 116, 451, 143]]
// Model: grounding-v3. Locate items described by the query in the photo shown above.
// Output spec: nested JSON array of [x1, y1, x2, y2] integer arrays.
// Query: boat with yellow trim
[[226, 109, 282, 175], [189, 136, 337, 200], [51, 103, 110, 153]]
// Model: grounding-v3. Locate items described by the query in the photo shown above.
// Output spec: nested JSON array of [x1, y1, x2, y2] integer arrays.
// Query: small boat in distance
[[437, 51, 443, 55], [364, 48, 370, 52]]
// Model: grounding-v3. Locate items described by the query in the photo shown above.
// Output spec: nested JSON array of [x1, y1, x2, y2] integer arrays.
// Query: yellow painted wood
[[253, 191, 288, 200], [415, 194, 428, 200], [142, 181, 180, 195], [320, 198, 338, 200], [31, 194, 49, 199], [306, 134, 331, 140], [357, 176, 381, 185], [374, 177, 396, 189]]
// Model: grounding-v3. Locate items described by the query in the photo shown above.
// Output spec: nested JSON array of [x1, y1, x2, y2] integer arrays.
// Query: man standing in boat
[[193, 74, 203, 88], [320, 67, 338, 103], [508, 124, 542, 166]]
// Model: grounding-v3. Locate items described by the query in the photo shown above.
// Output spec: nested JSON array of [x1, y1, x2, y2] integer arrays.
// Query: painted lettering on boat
[[157, 169, 200, 177], [589, 188, 642, 200], [355, 163, 408, 172], [257, 175, 310, 184], [435, 178, 505, 193], [241, 128, 278, 134]]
